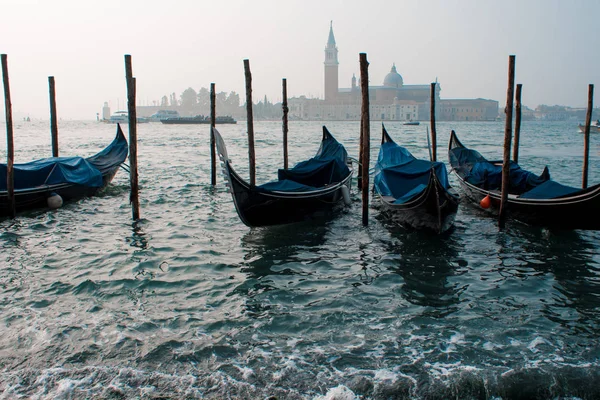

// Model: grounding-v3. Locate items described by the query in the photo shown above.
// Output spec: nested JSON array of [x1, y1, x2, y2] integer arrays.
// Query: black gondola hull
[[0, 167, 121, 216], [375, 172, 459, 233], [0, 127, 127, 217], [226, 165, 351, 227], [448, 130, 600, 230]]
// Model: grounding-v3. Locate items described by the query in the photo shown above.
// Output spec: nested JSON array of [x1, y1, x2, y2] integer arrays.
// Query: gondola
[[448, 130, 600, 230], [373, 124, 459, 233], [1, 124, 128, 216], [214, 126, 353, 227]]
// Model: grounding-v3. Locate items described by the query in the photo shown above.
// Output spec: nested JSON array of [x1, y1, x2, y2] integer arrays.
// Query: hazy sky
[[1, 0, 599, 120]]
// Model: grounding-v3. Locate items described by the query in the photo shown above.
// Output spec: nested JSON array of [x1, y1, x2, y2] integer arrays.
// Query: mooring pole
[[358, 118, 363, 190], [512, 84, 522, 163], [360, 53, 370, 227], [282, 78, 289, 170], [48, 76, 59, 157], [210, 82, 216, 186], [583, 84, 593, 189], [243, 60, 256, 186], [125, 54, 140, 220], [2, 54, 15, 218], [429, 82, 437, 162], [499, 55, 515, 227]]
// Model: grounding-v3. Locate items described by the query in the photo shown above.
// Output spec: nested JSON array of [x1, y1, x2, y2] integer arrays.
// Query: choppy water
[[0, 120, 599, 399]]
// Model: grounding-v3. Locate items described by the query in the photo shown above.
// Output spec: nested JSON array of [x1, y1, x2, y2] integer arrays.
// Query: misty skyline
[[1, 0, 599, 120]]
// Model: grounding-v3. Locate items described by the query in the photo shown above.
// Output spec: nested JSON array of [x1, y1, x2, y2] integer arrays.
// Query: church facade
[[288, 23, 498, 121]]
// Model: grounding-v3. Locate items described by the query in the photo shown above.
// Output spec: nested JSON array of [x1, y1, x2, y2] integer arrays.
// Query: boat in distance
[[448, 130, 600, 230], [108, 111, 149, 123], [373, 124, 459, 233], [148, 109, 180, 122], [161, 115, 237, 124], [0, 125, 128, 217], [578, 120, 600, 133], [214, 126, 353, 227], [403, 121, 420, 126]]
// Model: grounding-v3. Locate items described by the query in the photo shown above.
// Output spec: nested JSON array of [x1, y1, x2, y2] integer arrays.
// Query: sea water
[[0, 120, 599, 399]]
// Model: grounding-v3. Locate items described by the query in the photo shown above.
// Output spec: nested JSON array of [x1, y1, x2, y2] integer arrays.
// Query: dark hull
[[0, 127, 127, 217], [0, 168, 120, 216], [226, 165, 352, 227], [449, 131, 600, 230], [160, 119, 236, 125], [375, 168, 459, 233]]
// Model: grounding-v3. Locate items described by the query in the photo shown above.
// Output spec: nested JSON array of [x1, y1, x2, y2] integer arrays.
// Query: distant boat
[[403, 121, 420, 126], [108, 111, 149, 123], [578, 121, 600, 133], [160, 115, 237, 125], [149, 109, 180, 122]]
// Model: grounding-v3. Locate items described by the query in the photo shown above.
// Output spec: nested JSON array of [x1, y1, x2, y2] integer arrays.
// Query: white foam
[[313, 385, 358, 400]]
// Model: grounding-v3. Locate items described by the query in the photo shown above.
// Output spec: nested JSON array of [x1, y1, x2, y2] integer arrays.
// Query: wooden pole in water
[[582, 84, 593, 189], [360, 53, 370, 227], [244, 59, 255, 186], [210, 82, 216, 186], [499, 55, 515, 227], [429, 82, 437, 162], [48, 76, 59, 157], [512, 84, 522, 163], [1, 54, 15, 218], [358, 117, 363, 190], [125, 54, 140, 220], [282, 78, 289, 170]]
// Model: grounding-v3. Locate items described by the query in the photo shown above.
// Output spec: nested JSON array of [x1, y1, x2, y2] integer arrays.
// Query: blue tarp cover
[[374, 140, 449, 204], [519, 180, 583, 199], [0, 157, 103, 191], [257, 130, 350, 193], [450, 143, 583, 199]]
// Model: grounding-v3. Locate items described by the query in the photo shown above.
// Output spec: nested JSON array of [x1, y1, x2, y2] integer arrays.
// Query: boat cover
[[450, 147, 549, 194], [374, 140, 449, 204], [0, 157, 103, 191], [450, 143, 586, 199], [0, 126, 127, 191], [257, 130, 350, 192], [518, 180, 583, 199]]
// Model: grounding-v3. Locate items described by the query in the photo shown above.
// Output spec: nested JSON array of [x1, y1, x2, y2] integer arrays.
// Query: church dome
[[383, 64, 403, 88]]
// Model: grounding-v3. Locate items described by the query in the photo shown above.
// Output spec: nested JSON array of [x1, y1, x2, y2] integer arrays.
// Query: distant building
[[289, 23, 498, 121], [439, 98, 499, 121]]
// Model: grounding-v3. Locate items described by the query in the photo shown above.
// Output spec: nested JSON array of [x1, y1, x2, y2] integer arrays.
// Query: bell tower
[[324, 21, 339, 103]]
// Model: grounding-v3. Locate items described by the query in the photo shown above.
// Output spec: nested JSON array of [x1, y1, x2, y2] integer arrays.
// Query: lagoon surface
[[1, 120, 599, 399]]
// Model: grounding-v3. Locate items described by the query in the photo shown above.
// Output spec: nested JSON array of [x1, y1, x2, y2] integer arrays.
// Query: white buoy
[[47, 193, 63, 209], [340, 185, 351, 206]]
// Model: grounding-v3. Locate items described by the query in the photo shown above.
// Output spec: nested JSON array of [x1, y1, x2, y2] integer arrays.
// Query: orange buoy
[[480, 195, 491, 209]]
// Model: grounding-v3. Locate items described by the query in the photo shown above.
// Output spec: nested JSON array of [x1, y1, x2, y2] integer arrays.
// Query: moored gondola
[[214, 126, 353, 227], [448, 130, 600, 230], [1, 124, 128, 216], [373, 124, 459, 233]]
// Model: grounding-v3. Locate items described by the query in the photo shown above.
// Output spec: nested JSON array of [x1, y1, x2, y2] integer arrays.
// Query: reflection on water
[[383, 230, 467, 317]]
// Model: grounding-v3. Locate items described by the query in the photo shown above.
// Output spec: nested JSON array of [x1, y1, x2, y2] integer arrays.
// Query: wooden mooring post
[[2, 54, 15, 218], [429, 82, 437, 162], [125, 54, 140, 220], [359, 53, 370, 226], [499, 55, 516, 227], [244, 59, 256, 186], [282, 78, 289, 170], [512, 84, 522, 163], [48, 76, 59, 157], [582, 84, 593, 189], [210, 82, 216, 186]]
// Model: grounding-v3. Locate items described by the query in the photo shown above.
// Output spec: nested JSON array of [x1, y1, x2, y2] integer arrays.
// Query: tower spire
[[324, 21, 339, 102]]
